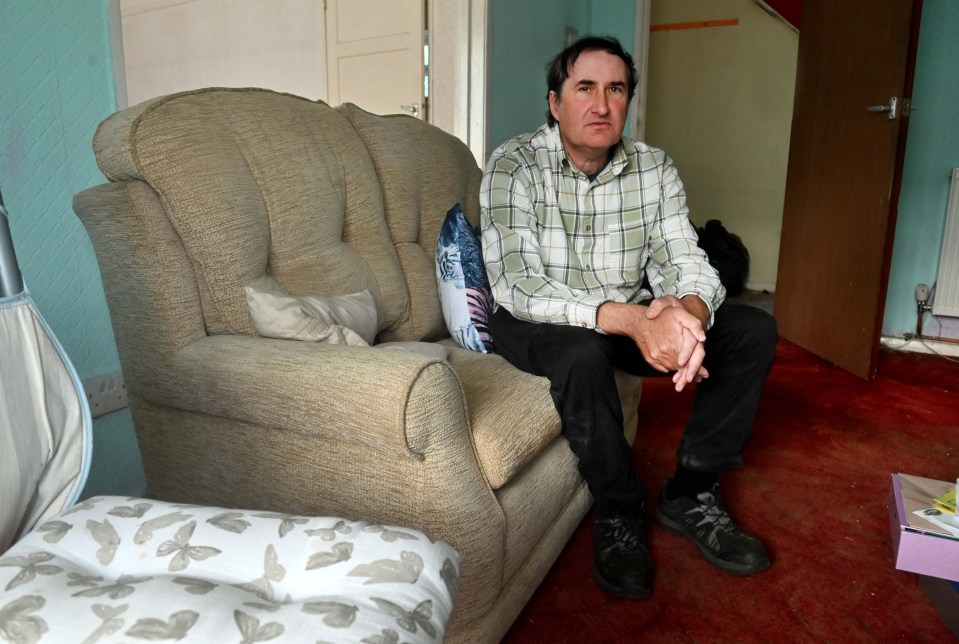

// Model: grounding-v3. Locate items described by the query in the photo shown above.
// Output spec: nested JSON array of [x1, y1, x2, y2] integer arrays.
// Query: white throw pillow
[[244, 279, 377, 346]]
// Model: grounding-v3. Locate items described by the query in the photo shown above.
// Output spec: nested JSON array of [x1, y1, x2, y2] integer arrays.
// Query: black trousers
[[489, 303, 777, 517]]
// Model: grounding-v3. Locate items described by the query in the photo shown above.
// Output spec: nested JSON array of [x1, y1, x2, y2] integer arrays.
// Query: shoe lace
[[607, 515, 644, 551], [690, 491, 736, 535]]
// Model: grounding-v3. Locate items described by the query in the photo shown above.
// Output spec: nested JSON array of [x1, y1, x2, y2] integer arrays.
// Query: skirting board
[[880, 336, 959, 358], [744, 281, 776, 293]]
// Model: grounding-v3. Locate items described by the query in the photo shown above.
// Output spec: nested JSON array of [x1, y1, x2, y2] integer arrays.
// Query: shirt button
[[585, 264, 591, 270], [581, 322, 587, 327], [586, 225, 591, 231]]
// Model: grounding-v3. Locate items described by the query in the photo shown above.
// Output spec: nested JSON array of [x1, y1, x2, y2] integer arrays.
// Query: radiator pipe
[[914, 300, 959, 345], [918, 334, 959, 345], [915, 300, 928, 338]]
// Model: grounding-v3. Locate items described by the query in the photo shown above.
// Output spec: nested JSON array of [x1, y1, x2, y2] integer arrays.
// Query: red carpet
[[503, 340, 959, 642]]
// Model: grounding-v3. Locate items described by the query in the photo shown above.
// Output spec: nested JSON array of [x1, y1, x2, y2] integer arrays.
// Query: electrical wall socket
[[83, 372, 128, 418], [916, 283, 930, 303]]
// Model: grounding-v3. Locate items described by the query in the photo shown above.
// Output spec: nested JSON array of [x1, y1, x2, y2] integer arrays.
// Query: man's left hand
[[646, 295, 710, 392]]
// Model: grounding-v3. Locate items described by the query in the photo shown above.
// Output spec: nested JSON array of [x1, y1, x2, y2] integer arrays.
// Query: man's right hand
[[596, 299, 708, 391]]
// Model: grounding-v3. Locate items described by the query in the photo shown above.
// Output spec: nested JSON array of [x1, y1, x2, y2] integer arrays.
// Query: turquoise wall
[[590, 2, 636, 60], [884, 0, 959, 337], [486, 0, 635, 157], [0, 2, 146, 498]]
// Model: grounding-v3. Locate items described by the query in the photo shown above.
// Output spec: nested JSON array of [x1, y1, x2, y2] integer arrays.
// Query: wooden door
[[775, 0, 921, 379], [325, 0, 425, 119]]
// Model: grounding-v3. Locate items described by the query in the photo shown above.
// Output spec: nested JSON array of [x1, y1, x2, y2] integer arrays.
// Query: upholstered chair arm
[[162, 335, 458, 460]]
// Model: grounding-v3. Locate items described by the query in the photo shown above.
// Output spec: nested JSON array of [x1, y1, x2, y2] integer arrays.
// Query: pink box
[[889, 473, 959, 582]]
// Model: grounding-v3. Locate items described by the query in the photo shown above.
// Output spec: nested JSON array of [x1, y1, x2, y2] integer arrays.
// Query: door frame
[[631, 0, 651, 141], [429, 0, 488, 166], [107, 0, 128, 111]]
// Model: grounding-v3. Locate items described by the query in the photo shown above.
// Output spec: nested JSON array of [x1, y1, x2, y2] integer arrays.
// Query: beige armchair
[[74, 88, 642, 643]]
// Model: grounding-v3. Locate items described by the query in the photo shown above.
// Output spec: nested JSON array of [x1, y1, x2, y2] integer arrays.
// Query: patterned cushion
[[0, 496, 460, 643], [435, 204, 494, 353]]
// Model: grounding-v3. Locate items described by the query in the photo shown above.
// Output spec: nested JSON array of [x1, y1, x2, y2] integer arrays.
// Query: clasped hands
[[597, 295, 709, 392]]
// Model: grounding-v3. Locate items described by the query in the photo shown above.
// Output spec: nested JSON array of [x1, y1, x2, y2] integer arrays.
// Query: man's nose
[[592, 92, 609, 114]]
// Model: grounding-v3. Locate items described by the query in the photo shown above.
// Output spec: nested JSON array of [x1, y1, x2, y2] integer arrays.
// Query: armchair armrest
[[132, 335, 501, 524], [155, 335, 448, 459]]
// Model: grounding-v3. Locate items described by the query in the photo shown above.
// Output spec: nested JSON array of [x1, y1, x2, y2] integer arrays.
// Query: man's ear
[[548, 90, 560, 122]]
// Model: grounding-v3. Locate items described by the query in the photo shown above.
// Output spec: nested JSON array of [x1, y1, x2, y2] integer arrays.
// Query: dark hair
[[545, 35, 638, 126]]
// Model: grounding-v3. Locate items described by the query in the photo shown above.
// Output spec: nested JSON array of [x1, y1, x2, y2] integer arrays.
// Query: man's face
[[549, 49, 630, 168]]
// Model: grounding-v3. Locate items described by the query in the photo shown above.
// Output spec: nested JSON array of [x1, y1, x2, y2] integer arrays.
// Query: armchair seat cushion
[[443, 344, 561, 490], [0, 496, 461, 644], [445, 344, 641, 491]]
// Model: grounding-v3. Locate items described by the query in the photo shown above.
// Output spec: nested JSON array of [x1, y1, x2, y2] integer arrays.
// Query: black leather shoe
[[656, 481, 770, 575], [591, 512, 654, 599]]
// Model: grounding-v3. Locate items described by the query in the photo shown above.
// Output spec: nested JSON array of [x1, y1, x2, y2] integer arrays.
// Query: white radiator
[[933, 168, 959, 317]]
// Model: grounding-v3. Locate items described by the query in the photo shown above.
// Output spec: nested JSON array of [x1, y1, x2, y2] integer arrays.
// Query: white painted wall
[[645, 0, 797, 292]]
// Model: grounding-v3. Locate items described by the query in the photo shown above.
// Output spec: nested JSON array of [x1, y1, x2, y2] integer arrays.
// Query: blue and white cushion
[[435, 204, 494, 353]]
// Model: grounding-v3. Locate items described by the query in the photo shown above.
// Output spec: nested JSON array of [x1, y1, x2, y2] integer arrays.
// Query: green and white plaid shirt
[[480, 123, 724, 330]]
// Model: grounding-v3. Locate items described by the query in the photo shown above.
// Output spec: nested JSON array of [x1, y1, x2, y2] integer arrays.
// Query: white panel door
[[325, 0, 424, 118], [119, 0, 328, 106]]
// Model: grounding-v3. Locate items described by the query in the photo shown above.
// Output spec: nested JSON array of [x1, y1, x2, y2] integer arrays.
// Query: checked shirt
[[480, 123, 724, 331]]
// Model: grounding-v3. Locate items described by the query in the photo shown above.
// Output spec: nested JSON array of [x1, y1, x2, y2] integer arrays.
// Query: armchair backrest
[[88, 88, 410, 339], [78, 89, 484, 356], [75, 88, 486, 408], [337, 103, 483, 342]]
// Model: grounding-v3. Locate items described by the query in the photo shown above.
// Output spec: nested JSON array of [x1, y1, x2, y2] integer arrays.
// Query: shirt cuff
[[678, 289, 717, 329], [567, 294, 608, 330]]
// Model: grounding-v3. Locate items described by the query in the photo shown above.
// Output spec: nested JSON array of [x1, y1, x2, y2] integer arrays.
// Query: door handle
[[400, 103, 420, 118], [867, 96, 897, 120]]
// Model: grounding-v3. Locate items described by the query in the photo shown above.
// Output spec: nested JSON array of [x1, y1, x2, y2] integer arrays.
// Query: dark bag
[[696, 219, 749, 298]]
